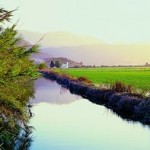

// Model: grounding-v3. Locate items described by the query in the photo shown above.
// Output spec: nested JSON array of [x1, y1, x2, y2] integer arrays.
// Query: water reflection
[[30, 78, 150, 150], [30, 78, 81, 105]]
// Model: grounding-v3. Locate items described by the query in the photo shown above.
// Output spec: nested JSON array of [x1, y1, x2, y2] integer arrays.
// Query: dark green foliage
[[0, 24, 39, 81], [55, 60, 62, 68], [0, 8, 39, 149], [50, 60, 55, 68]]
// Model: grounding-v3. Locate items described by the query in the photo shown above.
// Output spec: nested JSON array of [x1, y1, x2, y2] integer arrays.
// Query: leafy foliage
[[38, 62, 48, 69], [55, 60, 62, 68], [0, 25, 39, 81], [50, 60, 55, 68], [0, 8, 39, 149]]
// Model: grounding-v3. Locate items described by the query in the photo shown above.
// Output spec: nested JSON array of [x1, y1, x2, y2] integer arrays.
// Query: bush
[[77, 76, 93, 85], [55, 60, 62, 68], [38, 63, 47, 69], [50, 61, 55, 68], [111, 81, 133, 93], [133, 99, 150, 123]]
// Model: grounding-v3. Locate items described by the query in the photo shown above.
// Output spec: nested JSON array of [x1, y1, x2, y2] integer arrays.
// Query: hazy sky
[[1, 0, 150, 43]]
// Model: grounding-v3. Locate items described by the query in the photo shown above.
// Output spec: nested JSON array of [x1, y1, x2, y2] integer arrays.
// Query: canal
[[30, 78, 150, 150]]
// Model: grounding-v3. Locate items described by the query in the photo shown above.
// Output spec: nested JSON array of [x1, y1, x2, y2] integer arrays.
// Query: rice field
[[55, 67, 150, 92]]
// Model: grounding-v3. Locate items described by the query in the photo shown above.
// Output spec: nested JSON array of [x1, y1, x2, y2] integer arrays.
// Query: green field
[[56, 67, 150, 92]]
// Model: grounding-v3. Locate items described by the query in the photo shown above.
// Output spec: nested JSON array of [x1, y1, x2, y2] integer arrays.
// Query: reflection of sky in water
[[30, 78, 150, 150], [30, 78, 80, 105]]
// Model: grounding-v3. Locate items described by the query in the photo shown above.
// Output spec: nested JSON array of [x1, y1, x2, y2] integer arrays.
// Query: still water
[[30, 78, 150, 150]]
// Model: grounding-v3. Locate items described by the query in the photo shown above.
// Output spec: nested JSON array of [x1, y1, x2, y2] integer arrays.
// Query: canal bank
[[39, 69, 150, 125]]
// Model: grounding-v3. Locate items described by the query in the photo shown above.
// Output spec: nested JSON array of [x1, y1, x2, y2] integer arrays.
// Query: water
[[30, 78, 150, 150]]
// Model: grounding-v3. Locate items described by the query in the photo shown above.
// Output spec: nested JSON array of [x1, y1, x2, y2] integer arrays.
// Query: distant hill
[[44, 57, 83, 68], [41, 45, 150, 66], [19, 30, 103, 47], [19, 30, 150, 66]]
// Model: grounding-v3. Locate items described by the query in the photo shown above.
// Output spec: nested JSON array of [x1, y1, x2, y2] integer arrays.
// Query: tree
[[50, 60, 55, 68], [0, 8, 14, 23], [0, 8, 39, 149], [38, 62, 47, 69], [55, 60, 62, 68]]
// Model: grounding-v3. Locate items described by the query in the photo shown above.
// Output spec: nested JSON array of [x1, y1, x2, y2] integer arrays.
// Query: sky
[[1, 0, 150, 43]]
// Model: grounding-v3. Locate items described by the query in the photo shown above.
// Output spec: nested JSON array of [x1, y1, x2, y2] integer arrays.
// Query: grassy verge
[[53, 67, 150, 93]]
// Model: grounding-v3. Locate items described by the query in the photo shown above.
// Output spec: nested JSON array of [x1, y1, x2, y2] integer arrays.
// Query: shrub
[[116, 96, 141, 117], [38, 63, 47, 69], [133, 99, 150, 123], [77, 76, 93, 85], [50, 61, 55, 68], [55, 60, 62, 68], [111, 81, 133, 93]]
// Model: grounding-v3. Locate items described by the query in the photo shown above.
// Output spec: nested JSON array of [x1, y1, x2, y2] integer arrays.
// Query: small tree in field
[[50, 60, 55, 68], [55, 60, 62, 68], [38, 62, 47, 69]]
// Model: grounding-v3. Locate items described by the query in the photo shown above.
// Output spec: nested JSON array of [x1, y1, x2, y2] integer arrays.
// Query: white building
[[61, 62, 69, 68]]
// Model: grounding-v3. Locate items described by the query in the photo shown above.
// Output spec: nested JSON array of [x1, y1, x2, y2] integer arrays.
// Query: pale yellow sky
[[1, 0, 150, 43]]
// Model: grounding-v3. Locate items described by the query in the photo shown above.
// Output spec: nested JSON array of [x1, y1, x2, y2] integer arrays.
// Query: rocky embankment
[[40, 69, 150, 125]]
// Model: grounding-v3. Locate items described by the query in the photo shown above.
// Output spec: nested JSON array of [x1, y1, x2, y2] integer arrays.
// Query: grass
[[54, 67, 150, 92]]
